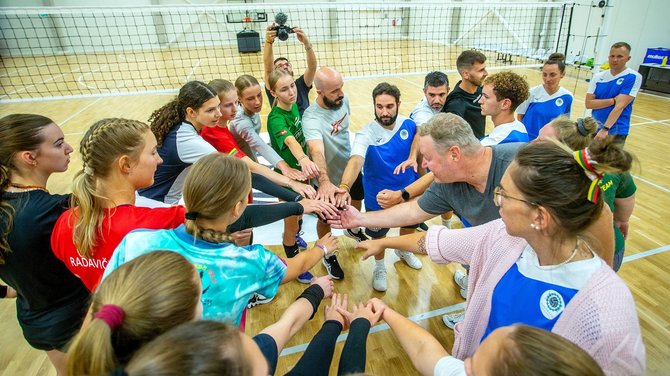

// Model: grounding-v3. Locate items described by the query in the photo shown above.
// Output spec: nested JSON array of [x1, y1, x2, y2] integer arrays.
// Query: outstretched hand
[[327, 205, 362, 229], [325, 293, 348, 328], [336, 301, 384, 327], [311, 275, 334, 299], [355, 239, 386, 261]]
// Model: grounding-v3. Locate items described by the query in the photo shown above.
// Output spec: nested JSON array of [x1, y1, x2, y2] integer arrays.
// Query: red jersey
[[201, 125, 247, 159], [51, 205, 185, 291]]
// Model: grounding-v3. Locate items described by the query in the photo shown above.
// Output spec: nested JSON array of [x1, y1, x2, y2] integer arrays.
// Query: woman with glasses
[[355, 139, 645, 375]]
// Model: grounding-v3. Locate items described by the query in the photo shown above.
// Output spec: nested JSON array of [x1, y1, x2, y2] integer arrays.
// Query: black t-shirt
[[442, 81, 486, 139], [0, 191, 89, 312], [265, 74, 312, 117]]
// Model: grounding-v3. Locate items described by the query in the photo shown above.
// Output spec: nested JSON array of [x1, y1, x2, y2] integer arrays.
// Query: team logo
[[279, 130, 287, 136], [539, 290, 565, 320], [616, 78, 624, 85], [555, 98, 564, 107], [400, 129, 409, 140]]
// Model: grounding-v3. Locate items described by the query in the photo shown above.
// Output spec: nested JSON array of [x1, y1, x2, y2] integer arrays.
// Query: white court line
[[279, 244, 670, 358], [639, 91, 670, 101], [59, 98, 103, 128], [398, 76, 424, 90], [632, 175, 670, 194]]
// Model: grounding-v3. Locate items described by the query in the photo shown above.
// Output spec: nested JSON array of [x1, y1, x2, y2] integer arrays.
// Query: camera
[[271, 12, 294, 41]]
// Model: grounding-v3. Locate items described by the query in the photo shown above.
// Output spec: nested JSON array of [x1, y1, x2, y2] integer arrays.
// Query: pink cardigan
[[426, 219, 645, 376]]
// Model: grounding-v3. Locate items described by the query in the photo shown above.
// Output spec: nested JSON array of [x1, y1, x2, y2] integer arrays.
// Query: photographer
[[264, 20, 317, 116]]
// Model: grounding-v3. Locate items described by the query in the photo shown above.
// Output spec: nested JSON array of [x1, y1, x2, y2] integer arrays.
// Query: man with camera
[[263, 21, 317, 117]]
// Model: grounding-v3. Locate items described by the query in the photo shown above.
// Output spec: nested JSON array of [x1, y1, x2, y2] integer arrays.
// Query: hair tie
[[574, 148, 603, 203], [185, 211, 199, 220], [83, 166, 94, 176], [94, 304, 125, 330], [576, 118, 588, 136]]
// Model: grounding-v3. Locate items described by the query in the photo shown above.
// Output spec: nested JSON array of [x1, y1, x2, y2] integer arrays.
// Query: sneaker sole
[[344, 230, 368, 243]]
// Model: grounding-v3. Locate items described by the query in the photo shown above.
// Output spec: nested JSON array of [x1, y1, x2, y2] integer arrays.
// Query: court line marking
[[632, 175, 670, 194], [278, 243, 670, 357], [59, 98, 103, 128]]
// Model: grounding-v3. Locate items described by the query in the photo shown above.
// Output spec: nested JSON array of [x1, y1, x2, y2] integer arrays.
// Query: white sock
[[375, 259, 385, 268], [442, 218, 452, 229]]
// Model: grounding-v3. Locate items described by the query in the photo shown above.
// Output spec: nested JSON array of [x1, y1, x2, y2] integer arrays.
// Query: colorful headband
[[95, 304, 125, 331], [185, 211, 199, 220], [574, 148, 603, 203], [576, 118, 588, 136]]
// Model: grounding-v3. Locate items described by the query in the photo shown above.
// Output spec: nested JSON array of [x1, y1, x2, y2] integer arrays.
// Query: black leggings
[[284, 318, 371, 376], [252, 173, 301, 203]]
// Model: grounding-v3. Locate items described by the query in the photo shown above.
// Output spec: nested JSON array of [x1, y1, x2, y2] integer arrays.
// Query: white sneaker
[[442, 311, 465, 329], [394, 250, 423, 270], [454, 269, 468, 298], [372, 265, 387, 292]]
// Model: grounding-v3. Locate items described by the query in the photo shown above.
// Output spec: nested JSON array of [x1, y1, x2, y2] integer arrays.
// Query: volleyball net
[[0, 2, 573, 102]]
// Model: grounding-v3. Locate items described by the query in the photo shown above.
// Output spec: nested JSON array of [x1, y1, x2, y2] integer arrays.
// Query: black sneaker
[[247, 293, 273, 309], [322, 255, 344, 279], [344, 228, 369, 242]]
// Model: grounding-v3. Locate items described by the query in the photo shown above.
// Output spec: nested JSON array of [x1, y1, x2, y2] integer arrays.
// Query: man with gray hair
[[330, 112, 522, 323], [330, 113, 520, 232]]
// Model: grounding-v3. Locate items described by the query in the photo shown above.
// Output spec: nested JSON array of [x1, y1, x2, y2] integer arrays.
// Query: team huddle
[[0, 21, 645, 376]]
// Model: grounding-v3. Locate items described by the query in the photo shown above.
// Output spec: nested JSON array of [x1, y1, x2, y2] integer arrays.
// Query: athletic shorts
[[18, 297, 89, 351]]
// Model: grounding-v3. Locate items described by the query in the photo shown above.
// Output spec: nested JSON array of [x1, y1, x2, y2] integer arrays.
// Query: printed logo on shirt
[[539, 289, 565, 320], [331, 113, 348, 136], [279, 130, 288, 136], [555, 98, 564, 107], [400, 129, 409, 140], [616, 78, 624, 85]]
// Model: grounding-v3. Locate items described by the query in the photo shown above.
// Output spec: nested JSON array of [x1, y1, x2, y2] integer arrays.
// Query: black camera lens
[[277, 27, 289, 41]]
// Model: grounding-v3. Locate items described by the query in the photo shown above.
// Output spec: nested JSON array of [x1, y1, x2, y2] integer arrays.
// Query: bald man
[[302, 67, 367, 279]]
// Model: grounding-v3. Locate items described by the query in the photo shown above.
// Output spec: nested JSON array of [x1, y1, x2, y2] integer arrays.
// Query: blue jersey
[[482, 246, 600, 341], [103, 225, 287, 326], [587, 68, 642, 135], [516, 85, 573, 140], [480, 120, 529, 146], [351, 116, 419, 211]]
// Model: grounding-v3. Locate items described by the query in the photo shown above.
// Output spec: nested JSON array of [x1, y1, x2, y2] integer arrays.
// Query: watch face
[[401, 190, 410, 201]]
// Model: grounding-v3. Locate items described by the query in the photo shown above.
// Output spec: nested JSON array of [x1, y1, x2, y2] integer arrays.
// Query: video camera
[[270, 12, 294, 41]]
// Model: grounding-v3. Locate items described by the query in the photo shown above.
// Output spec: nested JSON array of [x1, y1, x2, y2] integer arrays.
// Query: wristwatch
[[401, 188, 410, 202]]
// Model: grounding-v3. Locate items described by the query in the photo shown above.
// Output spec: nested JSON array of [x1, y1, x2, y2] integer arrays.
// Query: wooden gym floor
[[1, 62, 669, 375]]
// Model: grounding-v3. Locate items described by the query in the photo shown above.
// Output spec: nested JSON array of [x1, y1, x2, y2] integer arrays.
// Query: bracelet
[[339, 183, 351, 192], [265, 38, 274, 44], [305, 43, 313, 51], [315, 244, 328, 255], [298, 154, 308, 161], [612, 97, 616, 106]]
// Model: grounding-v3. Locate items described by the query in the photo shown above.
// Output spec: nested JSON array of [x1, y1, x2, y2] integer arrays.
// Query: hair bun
[[547, 52, 565, 62]]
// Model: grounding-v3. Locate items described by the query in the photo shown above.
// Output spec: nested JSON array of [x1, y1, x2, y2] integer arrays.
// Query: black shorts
[[350, 172, 364, 201], [18, 297, 89, 351], [253, 333, 278, 375]]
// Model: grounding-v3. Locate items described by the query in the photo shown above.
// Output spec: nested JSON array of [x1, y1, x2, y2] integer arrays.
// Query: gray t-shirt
[[229, 106, 283, 167], [302, 96, 352, 185], [418, 142, 522, 226]]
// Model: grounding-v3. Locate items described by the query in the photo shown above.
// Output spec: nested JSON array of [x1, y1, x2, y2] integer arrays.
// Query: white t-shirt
[[410, 97, 440, 125], [434, 356, 466, 376]]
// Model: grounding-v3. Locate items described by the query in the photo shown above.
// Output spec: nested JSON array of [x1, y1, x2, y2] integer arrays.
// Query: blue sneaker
[[296, 271, 314, 284], [296, 232, 308, 250]]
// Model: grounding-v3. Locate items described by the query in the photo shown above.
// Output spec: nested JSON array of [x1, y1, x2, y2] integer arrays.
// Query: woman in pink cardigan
[[357, 139, 645, 376]]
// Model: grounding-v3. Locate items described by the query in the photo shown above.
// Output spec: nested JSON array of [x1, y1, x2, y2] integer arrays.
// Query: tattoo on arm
[[417, 236, 427, 254]]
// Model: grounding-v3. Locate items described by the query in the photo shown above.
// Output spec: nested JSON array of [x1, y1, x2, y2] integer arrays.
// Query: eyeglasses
[[493, 186, 537, 207]]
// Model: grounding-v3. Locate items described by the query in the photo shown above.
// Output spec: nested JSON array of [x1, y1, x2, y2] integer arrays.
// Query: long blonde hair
[[66, 251, 200, 376], [183, 153, 251, 243], [71, 118, 149, 258], [268, 69, 293, 106]]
